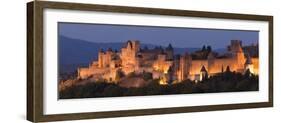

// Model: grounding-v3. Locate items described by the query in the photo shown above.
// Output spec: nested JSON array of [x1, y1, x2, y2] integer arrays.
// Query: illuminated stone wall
[[77, 40, 259, 84], [252, 58, 259, 75]]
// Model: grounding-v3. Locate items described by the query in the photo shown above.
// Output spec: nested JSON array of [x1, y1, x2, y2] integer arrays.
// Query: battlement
[[78, 40, 258, 84], [125, 40, 140, 51], [230, 40, 243, 52]]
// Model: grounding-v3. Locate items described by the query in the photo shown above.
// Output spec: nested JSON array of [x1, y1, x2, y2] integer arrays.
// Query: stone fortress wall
[[78, 40, 259, 84]]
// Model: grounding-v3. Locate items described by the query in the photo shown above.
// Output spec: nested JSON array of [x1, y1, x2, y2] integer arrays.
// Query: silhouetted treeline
[[59, 71, 258, 99]]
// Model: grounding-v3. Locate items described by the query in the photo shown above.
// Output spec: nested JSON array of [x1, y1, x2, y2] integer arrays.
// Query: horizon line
[[59, 35, 258, 50]]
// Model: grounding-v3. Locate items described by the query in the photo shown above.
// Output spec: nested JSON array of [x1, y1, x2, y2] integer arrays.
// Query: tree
[[202, 45, 206, 51], [244, 69, 252, 78], [128, 72, 136, 77], [115, 69, 125, 81], [226, 66, 231, 72], [207, 45, 212, 52], [142, 72, 153, 81]]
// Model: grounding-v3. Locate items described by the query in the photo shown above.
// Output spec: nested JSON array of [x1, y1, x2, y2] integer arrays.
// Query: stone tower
[[178, 52, 192, 81], [97, 48, 114, 68], [98, 49, 104, 68], [244, 54, 254, 73], [120, 40, 140, 66], [166, 43, 174, 60], [131, 41, 140, 53], [230, 40, 246, 71], [207, 52, 215, 73]]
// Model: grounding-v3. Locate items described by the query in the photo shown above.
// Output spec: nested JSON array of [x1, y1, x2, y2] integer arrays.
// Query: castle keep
[[78, 40, 258, 84]]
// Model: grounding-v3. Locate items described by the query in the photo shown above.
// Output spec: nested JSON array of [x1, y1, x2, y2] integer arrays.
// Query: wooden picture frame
[[27, 1, 273, 122]]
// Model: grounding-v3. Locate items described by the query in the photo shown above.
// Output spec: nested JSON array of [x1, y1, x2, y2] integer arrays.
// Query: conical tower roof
[[166, 43, 173, 50], [200, 66, 207, 72]]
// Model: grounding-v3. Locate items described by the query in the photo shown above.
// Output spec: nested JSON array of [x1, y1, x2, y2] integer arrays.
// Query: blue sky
[[58, 22, 259, 49]]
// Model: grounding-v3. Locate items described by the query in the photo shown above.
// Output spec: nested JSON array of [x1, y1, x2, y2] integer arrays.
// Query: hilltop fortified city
[[58, 22, 260, 99], [77, 40, 259, 85]]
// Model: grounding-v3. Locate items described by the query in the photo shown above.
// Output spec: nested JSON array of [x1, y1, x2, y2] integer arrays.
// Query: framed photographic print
[[27, 0, 273, 122]]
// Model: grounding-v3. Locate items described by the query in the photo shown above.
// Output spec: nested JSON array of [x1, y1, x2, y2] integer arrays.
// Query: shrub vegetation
[[59, 71, 258, 99]]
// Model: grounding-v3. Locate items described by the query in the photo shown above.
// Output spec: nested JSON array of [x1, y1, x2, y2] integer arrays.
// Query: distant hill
[[59, 36, 123, 65], [59, 35, 200, 73], [59, 36, 125, 73]]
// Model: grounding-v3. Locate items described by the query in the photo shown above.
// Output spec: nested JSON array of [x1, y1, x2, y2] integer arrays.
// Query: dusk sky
[[58, 22, 259, 49]]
